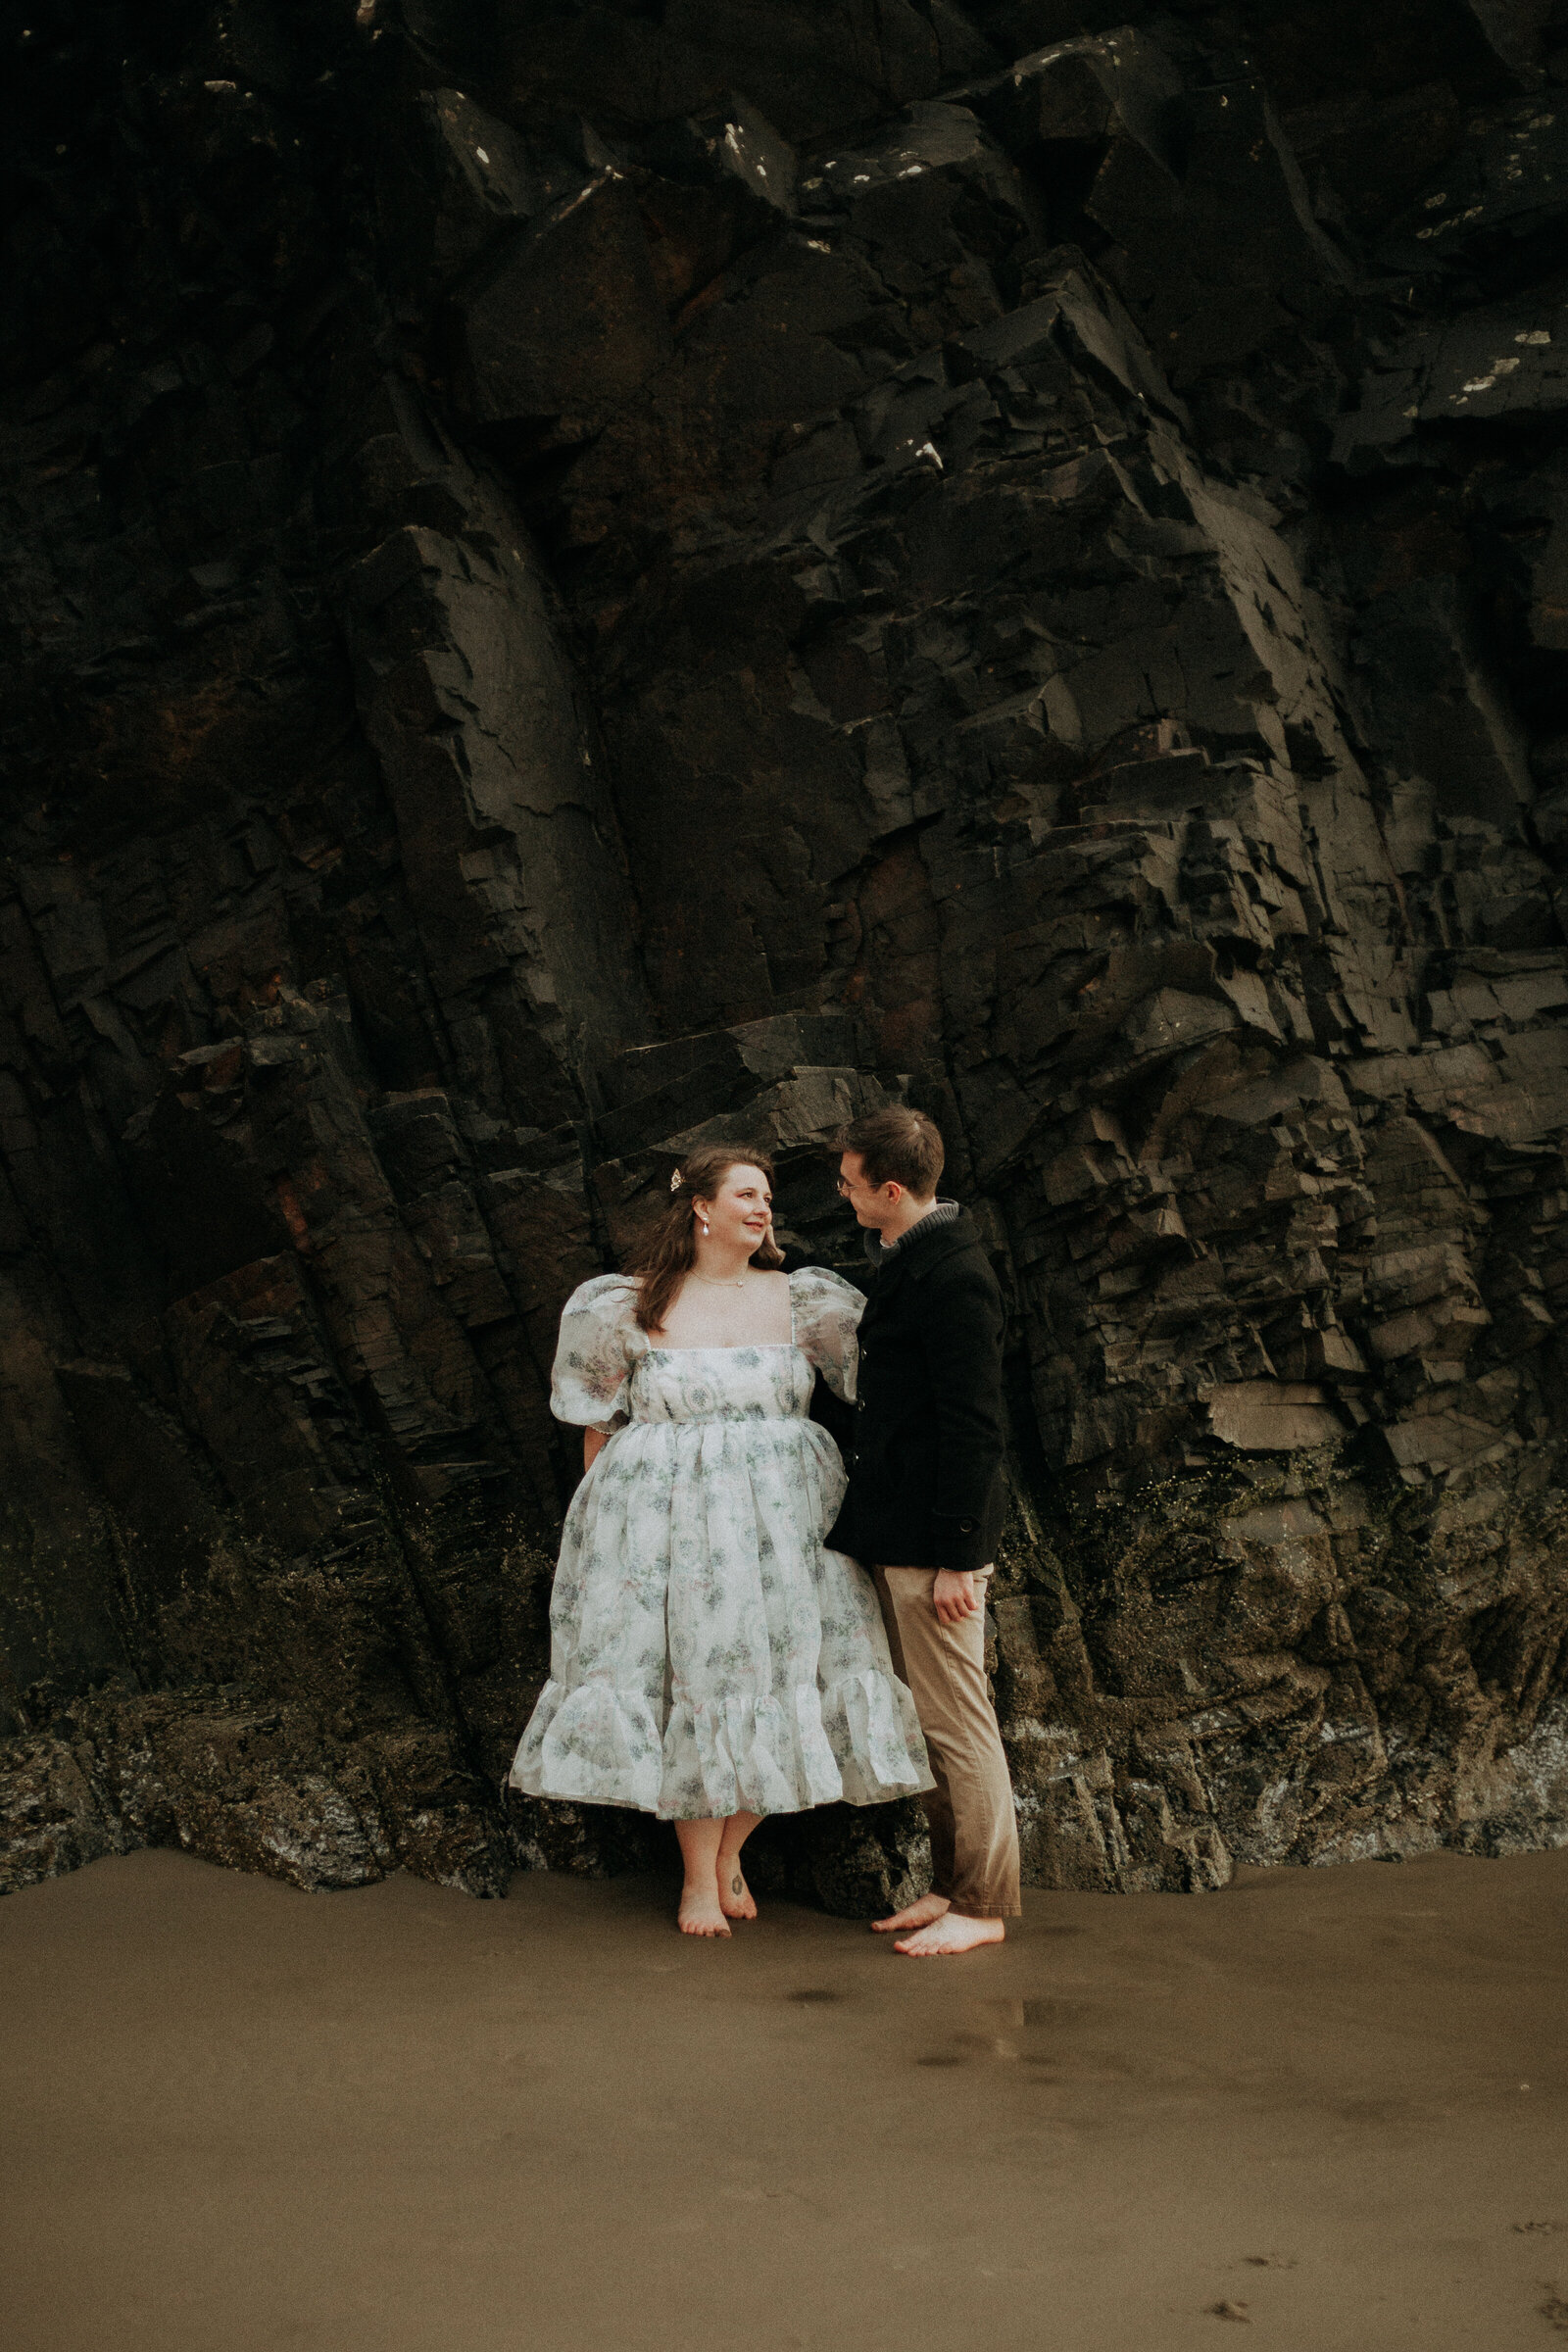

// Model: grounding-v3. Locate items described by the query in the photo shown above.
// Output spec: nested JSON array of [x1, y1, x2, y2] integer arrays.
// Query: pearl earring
[[700, 1218, 709, 1235]]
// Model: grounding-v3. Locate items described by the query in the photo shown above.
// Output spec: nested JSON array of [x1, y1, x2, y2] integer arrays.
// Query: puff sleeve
[[550, 1275, 641, 1431], [790, 1266, 865, 1402]]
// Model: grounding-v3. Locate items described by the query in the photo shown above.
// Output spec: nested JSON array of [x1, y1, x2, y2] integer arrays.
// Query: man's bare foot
[[894, 1912, 1005, 1957], [716, 1858, 758, 1921], [872, 1892, 951, 1936], [677, 1883, 732, 1938]]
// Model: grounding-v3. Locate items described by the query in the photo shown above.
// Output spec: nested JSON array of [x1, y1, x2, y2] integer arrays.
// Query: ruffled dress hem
[[510, 1667, 935, 1822]]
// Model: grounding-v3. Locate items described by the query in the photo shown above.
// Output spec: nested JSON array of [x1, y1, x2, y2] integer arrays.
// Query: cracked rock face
[[3, 0, 1568, 1907]]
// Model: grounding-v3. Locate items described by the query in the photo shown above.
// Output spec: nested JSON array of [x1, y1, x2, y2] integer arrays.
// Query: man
[[827, 1104, 1021, 1956]]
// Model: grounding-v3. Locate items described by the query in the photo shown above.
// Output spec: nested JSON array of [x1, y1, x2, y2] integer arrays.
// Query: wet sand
[[2, 1847, 1566, 2352]]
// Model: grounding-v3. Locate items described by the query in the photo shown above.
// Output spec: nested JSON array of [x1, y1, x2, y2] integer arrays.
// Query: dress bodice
[[551, 1265, 864, 1434], [628, 1344, 815, 1425]]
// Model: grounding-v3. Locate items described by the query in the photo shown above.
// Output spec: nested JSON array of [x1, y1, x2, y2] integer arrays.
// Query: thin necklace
[[691, 1273, 747, 1289]]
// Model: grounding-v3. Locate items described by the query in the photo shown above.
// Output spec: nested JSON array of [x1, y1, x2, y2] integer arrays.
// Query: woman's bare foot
[[677, 1882, 731, 1937], [894, 1912, 1005, 1957], [716, 1856, 758, 1921], [872, 1892, 950, 1936]]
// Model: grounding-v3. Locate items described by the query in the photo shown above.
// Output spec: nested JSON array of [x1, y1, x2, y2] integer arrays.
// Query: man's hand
[[932, 1568, 981, 1626]]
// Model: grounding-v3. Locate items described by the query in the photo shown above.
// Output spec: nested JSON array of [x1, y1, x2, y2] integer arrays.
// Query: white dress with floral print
[[508, 1267, 934, 1821]]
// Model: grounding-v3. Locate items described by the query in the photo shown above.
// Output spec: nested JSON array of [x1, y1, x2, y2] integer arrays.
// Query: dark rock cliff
[[4, 0, 1567, 1904]]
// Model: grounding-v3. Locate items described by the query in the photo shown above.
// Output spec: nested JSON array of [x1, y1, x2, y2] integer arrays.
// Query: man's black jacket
[[824, 1209, 1006, 1575]]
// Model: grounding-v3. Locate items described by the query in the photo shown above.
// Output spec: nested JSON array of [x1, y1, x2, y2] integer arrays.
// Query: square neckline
[[645, 1342, 801, 1353], [645, 1268, 797, 1354]]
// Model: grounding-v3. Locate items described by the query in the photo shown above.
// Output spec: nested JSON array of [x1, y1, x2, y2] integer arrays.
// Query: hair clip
[[669, 1168, 683, 1192]]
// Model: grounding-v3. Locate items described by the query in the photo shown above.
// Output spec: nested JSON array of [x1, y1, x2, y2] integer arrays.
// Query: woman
[[509, 1145, 933, 1937]]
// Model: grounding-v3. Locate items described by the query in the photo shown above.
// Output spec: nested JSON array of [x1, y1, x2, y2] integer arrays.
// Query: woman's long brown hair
[[624, 1145, 783, 1333]]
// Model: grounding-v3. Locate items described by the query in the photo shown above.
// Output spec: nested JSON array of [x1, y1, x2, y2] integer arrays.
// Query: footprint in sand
[[1541, 2288, 1568, 2332], [1207, 2302, 1251, 2323]]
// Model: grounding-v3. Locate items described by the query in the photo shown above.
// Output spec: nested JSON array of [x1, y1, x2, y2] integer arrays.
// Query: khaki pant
[[873, 1567, 1022, 1920]]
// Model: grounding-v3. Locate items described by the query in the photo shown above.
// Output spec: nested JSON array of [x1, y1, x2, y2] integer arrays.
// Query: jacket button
[[959, 1518, 976, 1535], [857, 1397, 867, 1411]]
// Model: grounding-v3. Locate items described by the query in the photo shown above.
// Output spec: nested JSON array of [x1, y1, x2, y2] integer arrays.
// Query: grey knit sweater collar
[[862, 1198, 961, 1268]]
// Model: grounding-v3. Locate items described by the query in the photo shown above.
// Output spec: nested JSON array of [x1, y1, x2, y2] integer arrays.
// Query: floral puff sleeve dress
[[508, 1266, 933, 1821]]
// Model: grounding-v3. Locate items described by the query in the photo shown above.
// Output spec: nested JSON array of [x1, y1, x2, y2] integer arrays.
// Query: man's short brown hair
[[839, 1103, 946, 1196]]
